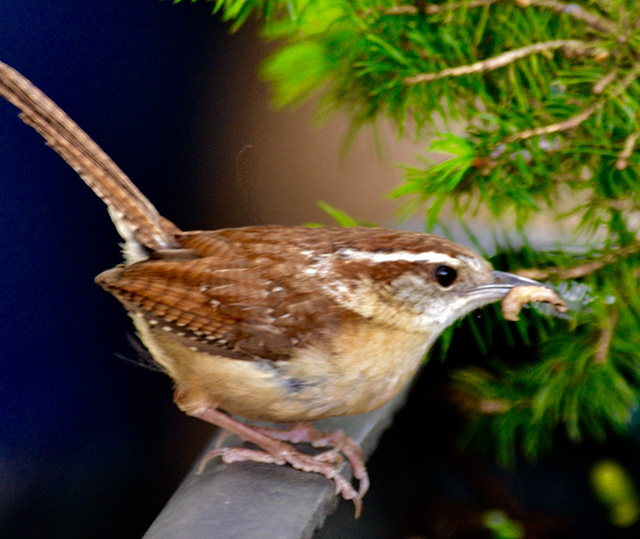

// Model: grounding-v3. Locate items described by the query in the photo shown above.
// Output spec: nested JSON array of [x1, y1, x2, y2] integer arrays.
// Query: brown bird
[[0, 59, 560, 516]]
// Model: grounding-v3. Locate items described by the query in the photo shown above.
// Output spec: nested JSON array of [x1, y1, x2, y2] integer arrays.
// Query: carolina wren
[[0, 59, 559, 516]]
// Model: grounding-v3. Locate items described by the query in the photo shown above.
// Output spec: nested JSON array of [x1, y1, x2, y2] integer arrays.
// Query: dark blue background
[[0, 2, 246, 536]]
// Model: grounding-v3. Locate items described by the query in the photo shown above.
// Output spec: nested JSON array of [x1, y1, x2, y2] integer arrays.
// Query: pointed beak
[[465, 270, 547, 303], [491, 270, 544, 290]]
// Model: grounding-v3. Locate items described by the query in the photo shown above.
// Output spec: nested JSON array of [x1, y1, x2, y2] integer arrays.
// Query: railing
[[143, 390, 409, 538]]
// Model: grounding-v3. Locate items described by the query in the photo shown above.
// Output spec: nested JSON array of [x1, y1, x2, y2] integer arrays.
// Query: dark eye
[[434, 265, 457, 287]]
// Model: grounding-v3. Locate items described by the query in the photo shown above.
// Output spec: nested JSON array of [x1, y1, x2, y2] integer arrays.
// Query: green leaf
[[261, 41, 331, 107], [315, 200, 373, 227]]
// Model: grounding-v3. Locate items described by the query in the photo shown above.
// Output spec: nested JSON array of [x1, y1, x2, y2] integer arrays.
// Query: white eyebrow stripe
[[338, 248, 460, 266], [458, 255, 485, 272]]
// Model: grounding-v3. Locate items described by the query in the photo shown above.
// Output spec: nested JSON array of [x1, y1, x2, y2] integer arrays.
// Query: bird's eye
[[434, 265, 457, 287]]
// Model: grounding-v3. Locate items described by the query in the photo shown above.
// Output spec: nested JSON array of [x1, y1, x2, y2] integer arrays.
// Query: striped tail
[[0, 59, 181, 256]]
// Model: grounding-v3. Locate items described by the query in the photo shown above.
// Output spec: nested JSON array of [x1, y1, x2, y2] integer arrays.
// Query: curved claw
[[253, 422, 370, 498], [314, 449, 344, 467], [196, 438, 363, 517], [192, 409, 367, 517]]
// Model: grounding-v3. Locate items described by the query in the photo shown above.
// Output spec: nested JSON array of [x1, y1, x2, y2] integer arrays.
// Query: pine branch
[[615, 132, 640, 170], [404, 40, 590, 85], [593, 69, 618, 94], [378, 0, 617, 34], [595, 309, 618, 365], [516, 242, 640, 280], [505, 64, 640, 142], [374, 0, 499, 16], [504, 100, 602, 142], [521, 0, 617, 34]]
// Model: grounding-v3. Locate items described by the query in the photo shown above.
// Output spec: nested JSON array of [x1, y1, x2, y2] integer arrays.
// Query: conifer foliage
[[178, 0, 640, 463]]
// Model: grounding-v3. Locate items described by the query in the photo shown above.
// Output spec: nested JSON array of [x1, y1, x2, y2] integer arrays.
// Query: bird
[[0, 59, 563, 516]]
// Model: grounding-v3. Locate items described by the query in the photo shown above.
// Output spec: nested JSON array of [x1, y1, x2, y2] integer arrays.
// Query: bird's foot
[[194, 408, 364, 517], [254, 422, 369, 497]]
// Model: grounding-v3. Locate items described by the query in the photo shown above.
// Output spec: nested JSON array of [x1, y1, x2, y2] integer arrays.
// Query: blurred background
[[2, 2, 640, 538]]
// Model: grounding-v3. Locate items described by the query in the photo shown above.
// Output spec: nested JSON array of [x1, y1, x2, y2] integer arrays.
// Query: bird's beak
[[465, 270, 546, 303], [491, 270, 544, 290]]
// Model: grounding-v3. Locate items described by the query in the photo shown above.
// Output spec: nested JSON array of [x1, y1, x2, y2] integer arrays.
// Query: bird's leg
[[253, 422, 369, 497], [194, 407, 363, 517]]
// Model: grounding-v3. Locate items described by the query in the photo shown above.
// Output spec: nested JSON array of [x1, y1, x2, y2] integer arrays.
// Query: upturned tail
[[0, 59, 180, 255]]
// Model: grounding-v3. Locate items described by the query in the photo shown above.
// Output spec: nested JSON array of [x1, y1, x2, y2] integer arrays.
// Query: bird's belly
[[278, 321, 432, 420], [134, 314, 432, 423]]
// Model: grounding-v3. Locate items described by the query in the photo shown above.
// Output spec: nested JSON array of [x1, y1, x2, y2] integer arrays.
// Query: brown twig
[[593, 69, 618, 94], [595, 309, 618, 364], [405, 40, 587, 85], [600, 198, 629, 211], [479, 399, 511, 413], [523, 0, 617, 34], [375, 0, 617, 34], [505, 65, 640, 143], [505, 101, 602, 143], [515, 242, 640, 281], [615, 132, 640, 170], [374, 0, 499, 16], [517, 260, 603, 280]]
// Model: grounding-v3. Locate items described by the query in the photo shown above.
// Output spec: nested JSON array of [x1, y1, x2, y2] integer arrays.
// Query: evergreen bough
[[175, 0, 640, 465]]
